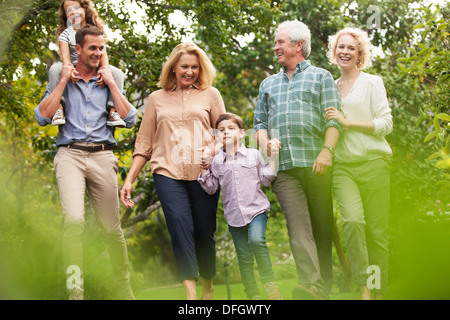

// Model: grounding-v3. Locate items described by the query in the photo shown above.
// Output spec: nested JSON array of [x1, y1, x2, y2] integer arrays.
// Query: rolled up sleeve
[[123, 99, 137, 129], [321, 73, 342, 133], [34, 85, 52, 127], [372, 77, 393, 137]]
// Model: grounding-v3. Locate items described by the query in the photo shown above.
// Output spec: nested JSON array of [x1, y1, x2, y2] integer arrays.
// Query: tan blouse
[[133, 84, 226, 180]]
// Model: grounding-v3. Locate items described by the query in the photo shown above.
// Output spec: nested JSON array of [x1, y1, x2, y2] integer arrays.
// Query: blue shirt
[[35, 76, 137, 146], [254, 60, 341, 169]]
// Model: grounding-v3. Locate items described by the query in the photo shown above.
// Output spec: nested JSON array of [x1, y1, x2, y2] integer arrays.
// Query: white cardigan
[[334, 71, 393, 163]]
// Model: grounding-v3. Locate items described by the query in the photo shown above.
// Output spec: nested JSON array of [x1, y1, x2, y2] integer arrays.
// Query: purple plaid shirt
[[198, 145, 276, 227]]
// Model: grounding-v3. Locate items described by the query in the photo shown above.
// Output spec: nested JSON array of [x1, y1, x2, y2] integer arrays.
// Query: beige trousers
[[53, 144, 133, 298]]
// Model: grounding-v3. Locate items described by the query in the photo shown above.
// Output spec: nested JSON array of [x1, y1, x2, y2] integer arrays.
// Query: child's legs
[[107, 65, 125, 109], [228, 224, 260, 298], [48, 62, 65, 107], [48, 62, 62, 93], [247, 212, 274, 284]]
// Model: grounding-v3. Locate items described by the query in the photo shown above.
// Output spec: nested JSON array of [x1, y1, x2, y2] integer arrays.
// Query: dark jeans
[[153, 173, 219, 281], [272, 167, 334, 293], [228, 212, 274, 298]]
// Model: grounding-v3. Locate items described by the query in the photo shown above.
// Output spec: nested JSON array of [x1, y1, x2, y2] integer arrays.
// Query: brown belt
[[60, 144, 117, 152]]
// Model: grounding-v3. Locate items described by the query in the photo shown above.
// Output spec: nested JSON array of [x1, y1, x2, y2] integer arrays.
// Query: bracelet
[[323, 146, 335, 155]]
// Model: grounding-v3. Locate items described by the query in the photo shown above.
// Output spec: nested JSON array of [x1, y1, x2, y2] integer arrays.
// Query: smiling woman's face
[[335, 34, 361, 70], [173, 53, 200, 90]]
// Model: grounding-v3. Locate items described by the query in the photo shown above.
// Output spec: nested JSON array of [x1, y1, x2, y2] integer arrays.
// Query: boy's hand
[[198, 146, 213, 169], [267, 138, 281, 158]]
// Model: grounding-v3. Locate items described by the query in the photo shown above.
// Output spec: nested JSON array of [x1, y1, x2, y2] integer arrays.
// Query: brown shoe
[[292, 284, 325, 300]]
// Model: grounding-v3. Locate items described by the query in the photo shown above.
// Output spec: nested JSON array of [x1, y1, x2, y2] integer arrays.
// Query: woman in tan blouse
[[120, 43, 226, 300]]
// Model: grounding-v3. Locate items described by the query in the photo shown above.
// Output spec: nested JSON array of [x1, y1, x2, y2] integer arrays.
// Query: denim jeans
[[228, 212, 274, 298]]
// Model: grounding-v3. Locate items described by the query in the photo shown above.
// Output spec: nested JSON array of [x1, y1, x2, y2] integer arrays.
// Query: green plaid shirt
[[254, 60, 342, 170]]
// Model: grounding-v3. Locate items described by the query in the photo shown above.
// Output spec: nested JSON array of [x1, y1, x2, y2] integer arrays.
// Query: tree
[[397, 3, 449, 196]]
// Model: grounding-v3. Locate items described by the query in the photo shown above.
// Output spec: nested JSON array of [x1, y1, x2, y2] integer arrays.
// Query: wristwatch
[[323, 146, 335, 155]]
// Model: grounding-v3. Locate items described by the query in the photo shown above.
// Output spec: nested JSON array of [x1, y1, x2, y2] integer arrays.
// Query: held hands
[[61, 63, 76, 83], [96, 66, 113, 88], [266, 138, 281, 158], [198, 146, 213, 170]]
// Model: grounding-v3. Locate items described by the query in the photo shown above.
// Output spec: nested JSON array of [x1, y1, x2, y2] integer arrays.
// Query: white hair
[[277, 20, 311, 58]]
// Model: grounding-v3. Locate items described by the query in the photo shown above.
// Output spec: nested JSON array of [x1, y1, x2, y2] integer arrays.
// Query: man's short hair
[[75, 24, 104, 47], [215, 113, 245, 130], [277, 20, 311, 58]]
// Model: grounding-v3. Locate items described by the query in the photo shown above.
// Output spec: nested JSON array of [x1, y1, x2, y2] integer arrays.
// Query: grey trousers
[[272, 167, 334, 293]]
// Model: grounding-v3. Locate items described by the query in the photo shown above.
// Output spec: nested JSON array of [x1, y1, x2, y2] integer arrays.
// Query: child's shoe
[[263, 282, 282, 300], [107, 111, 126, 127], [52, 109, 66, 126]]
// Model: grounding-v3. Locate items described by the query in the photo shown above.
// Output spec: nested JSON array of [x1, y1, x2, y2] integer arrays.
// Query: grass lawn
[[135, 278, 360, 300]]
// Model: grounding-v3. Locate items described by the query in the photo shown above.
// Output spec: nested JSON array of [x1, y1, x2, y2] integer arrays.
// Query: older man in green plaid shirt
[[255, 20, 341, 300]]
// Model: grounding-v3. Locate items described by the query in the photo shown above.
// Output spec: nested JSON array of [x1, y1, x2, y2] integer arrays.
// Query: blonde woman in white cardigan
[[325, 27, 393, 300]]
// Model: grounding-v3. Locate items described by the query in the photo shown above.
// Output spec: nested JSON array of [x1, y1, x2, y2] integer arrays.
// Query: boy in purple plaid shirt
[[198, 113, 282, 300]]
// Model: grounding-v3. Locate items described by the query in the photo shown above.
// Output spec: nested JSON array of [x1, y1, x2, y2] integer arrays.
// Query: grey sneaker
[[52, 109, 66, 126], [107, 111, 126, 127]]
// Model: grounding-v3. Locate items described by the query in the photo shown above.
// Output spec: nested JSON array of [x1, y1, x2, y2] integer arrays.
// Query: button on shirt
[[35, 78, 137, 146], [198, 145, 276, 227], [254, 60, 342, 170]]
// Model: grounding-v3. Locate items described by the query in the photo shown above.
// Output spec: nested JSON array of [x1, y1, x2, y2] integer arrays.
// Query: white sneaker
[[107, 111, 126, 127], [52, 109, 66, 126]]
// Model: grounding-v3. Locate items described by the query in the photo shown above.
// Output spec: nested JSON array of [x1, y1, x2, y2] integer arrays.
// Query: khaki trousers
[[54, 145, 133, 297]]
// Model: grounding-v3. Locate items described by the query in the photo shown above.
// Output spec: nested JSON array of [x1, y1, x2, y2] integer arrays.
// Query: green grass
[[135, 278, 360, 300]]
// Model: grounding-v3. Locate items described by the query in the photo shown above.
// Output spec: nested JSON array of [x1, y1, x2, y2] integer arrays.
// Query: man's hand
[[70, 69, 80, 84], [120, 181, 134, 208], [96, 66, 113, 87], [61, 63, 76, 84], [312, 148, 333, 176]]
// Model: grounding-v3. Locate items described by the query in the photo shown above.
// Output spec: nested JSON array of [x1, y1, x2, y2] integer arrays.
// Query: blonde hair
[[157, 42, 216, 91], [327, 27, 372, 70]]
